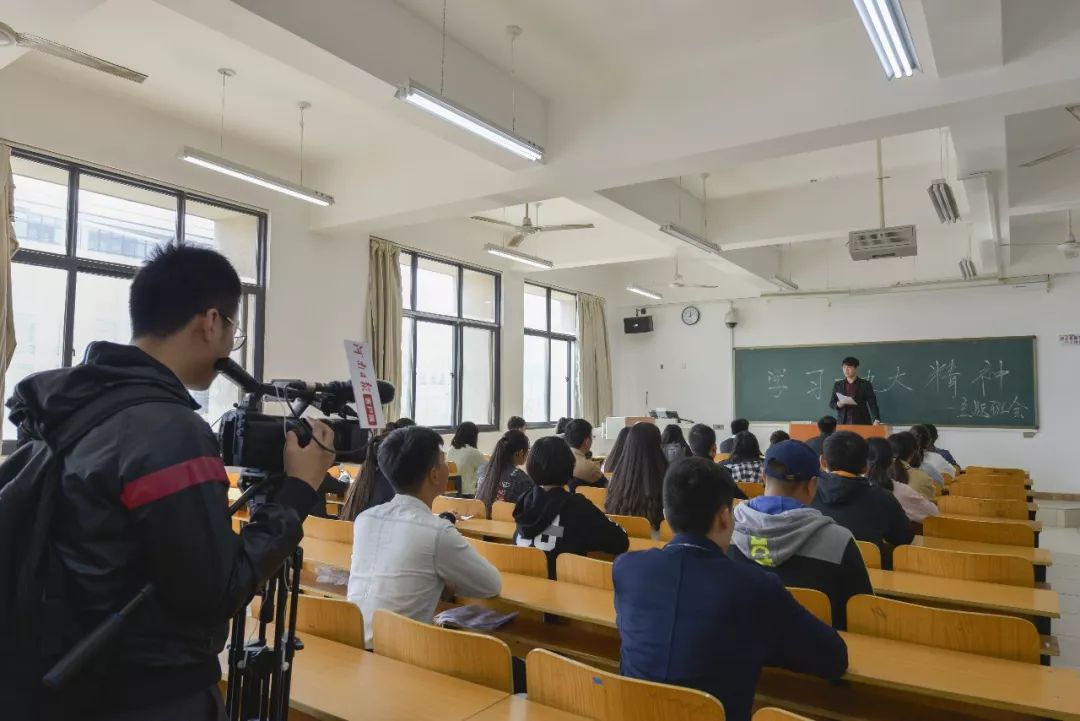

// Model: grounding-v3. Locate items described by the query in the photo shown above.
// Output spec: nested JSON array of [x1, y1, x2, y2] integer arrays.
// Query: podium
[[788, 423, 889, 441]]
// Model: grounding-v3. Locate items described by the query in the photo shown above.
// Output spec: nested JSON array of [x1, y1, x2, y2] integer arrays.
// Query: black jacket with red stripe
[[6, 342, 318, 713]]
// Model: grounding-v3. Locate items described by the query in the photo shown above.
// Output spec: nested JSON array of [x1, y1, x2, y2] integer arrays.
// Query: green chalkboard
[[733, 336, 1037, 428]]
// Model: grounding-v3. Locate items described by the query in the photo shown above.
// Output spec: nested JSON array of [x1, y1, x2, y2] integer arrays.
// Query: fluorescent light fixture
[[484, 243, 553, 269], [625, 285, 663, 300], [659, 223, 720, 255], [178, 146, 334, 206], [928, 179, 961, 223], [958, 258, 977, 280], [396, 81, 543, 162], [772, 275, 799, 291], [853, 0, 920, 79]]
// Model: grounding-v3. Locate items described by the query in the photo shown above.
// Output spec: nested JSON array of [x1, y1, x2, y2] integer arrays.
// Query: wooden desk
[[913, 534, 1052, 582], [300, 537, 352, 569], [866, 568, 1059, 633], [456, 518, 664, 552], [938, 512, 1042, 532], [788, 423, 889, 441], [466, 696, 591, 721], [219, 622, 508, 720]]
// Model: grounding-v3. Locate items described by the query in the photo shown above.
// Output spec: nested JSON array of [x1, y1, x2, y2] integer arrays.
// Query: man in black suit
[[829, 357, 880, 425]]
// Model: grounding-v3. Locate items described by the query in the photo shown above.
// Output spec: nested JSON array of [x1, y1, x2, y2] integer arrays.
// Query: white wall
[[609, 275, 1080, 493]]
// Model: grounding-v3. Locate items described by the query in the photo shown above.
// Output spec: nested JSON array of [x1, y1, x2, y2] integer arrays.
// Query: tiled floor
[[1040, 527, 1080, 670]]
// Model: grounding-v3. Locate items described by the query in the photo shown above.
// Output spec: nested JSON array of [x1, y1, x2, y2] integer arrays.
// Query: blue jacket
[[613, 534, 848, 721]]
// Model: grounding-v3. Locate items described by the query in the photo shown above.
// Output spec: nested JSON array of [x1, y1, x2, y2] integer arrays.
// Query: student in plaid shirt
[[722, 431, 765, 484]]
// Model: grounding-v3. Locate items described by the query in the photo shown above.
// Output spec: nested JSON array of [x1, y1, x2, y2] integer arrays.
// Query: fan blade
[[536, 223, 595, 233], [469, 215, 522, 230], [17, 33, 147, 83], [1019, 146, 1080, 168], [507, 233, 526, 248]]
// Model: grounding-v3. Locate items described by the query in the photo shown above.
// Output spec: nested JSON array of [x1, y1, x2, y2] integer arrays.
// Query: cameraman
[[6, 245, 334, 720]]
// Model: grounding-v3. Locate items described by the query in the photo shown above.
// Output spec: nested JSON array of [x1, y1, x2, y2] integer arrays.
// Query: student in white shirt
[[909, 424, 953, 483], [868, 438, 938, 524], [447, 421, 487, 495], [347, 426, 501, 648]]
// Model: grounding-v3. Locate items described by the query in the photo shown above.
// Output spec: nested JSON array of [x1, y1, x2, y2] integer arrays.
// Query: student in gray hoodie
[[728, 440, 872, 629]]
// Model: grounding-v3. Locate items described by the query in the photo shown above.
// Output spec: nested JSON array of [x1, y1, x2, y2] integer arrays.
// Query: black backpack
[[0, 384, 188, 720]]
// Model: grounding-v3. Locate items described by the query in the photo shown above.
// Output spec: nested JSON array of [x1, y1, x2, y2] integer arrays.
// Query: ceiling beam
[[922, 0, 1003, 78]]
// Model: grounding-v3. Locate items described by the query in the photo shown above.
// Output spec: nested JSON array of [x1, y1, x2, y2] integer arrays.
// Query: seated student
[[924, 423, 959, 468], [347, 426, 501, 648], [514, 437, 629, 577], [728, 440, 871, 629], [910, 424, 952, 482], [565, 418, 604, 487], [554, 417, 571, 437], [394, 417, 416, 427], [338, 433, 396, 521], [606, 422, 668, 529], [475, 429, 533, 513], [689, 423, 747, 500], [615, 457, 848, 721], [507, 415, 527, 432], [602, 425, 630, 474], [769, 430, 790, 446], [721, 431, 765, 484], [719, 418, 749, 454], [887, 432, 936, 501], [805, 415, 837, 456], [810, 431, 914, 561], [872, 437, 938, 525], [447, 421, 487, 496], [661, 423, 692, 463]]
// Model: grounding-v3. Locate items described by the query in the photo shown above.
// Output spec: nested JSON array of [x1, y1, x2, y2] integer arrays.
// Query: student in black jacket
[[513, 437, 629, 578], [688, 423, 746, 501], [804, 415, 837, 456], [718, 418, 749, 454], [810, 431, 914, 567], [728, 440, 872, 628]]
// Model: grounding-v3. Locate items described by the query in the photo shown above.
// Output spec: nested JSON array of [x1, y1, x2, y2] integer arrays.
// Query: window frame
[[399, 249, 501, 432], [3, 147, 267, 454], [523, 282, 577, 428]]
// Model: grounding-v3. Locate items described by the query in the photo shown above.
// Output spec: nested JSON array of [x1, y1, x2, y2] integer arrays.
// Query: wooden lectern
[[788, 423, 889, 441]]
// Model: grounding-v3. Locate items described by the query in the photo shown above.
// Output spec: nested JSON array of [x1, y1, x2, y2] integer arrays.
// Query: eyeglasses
[[222, 314, 247, 352]]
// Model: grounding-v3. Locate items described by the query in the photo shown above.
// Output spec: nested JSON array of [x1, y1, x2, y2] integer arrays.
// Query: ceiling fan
[[470, 202, 594, 247], [668, 255, 719, 288], [1019, 105, 1080, 167], [0, 20, 147, 84]]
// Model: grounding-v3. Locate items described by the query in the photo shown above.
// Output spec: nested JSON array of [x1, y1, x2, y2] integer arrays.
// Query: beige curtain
[[365, 237, 402, 419], [575, 293, 613, 426], [0, 145, 17, 444]]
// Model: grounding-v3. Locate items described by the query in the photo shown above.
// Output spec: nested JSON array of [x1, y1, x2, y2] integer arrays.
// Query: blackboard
[[733, 337, 1037, 428]]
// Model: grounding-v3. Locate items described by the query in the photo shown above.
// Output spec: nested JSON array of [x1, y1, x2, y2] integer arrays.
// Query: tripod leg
[[279, 547, 303, 721]]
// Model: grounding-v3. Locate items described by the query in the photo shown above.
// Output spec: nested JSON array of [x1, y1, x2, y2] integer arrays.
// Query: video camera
[[214, 358, 395, 473]]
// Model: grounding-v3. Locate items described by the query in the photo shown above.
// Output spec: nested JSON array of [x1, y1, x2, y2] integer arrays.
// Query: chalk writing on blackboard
[[959, 395, 1029, 420], [876, 365, 912, 393], [767, 369, 788, 399], [927, 359, 961, 398], [805, 369, 824, 400]]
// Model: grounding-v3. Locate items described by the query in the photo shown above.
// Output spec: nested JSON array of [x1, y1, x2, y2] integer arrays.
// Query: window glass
[[461, 326, 494, 425], [550, 338, 570, 422], [415, 257, 458, 316], [523, 334, 548, 423], [11, 157, 68, 254], [399, 317, 414, 418], [461, 269, 496, 323], [185, 199, 259, 283], [192, 293, 256, 424], [523, 284, 547, 331], [399, 253, 413, 311], [77, 174, 176, 266], [414, 321, 453, 426], [2, 265, 66, 440], [550, 290, 577, 336], [72, 273, 132, 363]]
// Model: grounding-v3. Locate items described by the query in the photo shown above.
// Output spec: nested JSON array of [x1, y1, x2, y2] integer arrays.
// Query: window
[[399, 250, 500, 429], [523, 284, 577, 425], [2, 149, 267, 451]]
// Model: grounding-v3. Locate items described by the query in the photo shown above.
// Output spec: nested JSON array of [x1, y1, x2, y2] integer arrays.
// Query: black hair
[[924, 423, 939, 443], [889, 431, 919, 466], [769, 430, 791, 446], [688, 423, 717, 459], [130, 244, 241, 338], [867, 437, 900, 492], [663, 457, 734, 536], [603, 426, 631, 473], [507, 415, 526, 431], [907, 425, 931, 467], [555, 417, 571, 435], [823, 430, 869, 475], [564, 419, 593, 449], [660, 423, 686, 447], [526, 436, 576, 487], [842, 356, 860, 368], [817, 415, 838, 435], [476, 430, 530, 511], [394, 417, 416, 428], [339, 434, 387, 521], [377, 426, 443, 494], [729, 430, 762, 463], [450, 421, 479, 450], [730, 418, 750, 434], [606, 422, 667, 529]]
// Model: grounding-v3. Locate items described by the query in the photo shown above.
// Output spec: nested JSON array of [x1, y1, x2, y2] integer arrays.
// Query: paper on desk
[[836, 393, 856, 407]]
